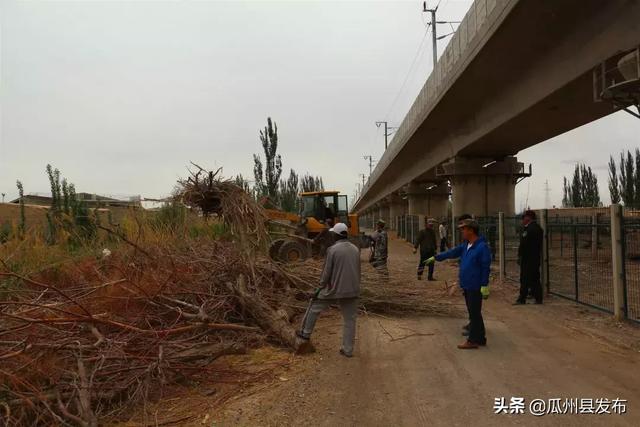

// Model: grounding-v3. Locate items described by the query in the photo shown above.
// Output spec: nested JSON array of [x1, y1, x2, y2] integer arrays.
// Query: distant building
[[10, 192, 141, 209]]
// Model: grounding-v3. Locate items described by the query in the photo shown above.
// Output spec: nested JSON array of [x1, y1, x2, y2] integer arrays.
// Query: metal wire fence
[[396, 215, 421, 245], [452, 216, 521, 280], [546, 217, 614, 313], [623, 217, 640, 322], [395, 215, 453, 247], [502, 216, 522, 283]]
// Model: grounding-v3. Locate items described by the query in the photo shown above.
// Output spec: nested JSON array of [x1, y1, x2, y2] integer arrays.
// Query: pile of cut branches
[[0, 239, 307, 425], [175, 163, 269, 251], [0, 169, 305, 425]]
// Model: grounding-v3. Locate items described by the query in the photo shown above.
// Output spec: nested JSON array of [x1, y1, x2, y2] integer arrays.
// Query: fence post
[[416, 215, 425, 244], [591, 212, 598, 258], [610, 204, 625, 321], [572, 220, 579, 301], [498, 212, 505, 283], [540, 209, 549, 294], [451, 213, 457, 247]]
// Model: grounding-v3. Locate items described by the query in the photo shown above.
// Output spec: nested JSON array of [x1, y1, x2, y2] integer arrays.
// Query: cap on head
[[523, 210, 537, 220], [377, 219, 386, 226], [458, 213, 473, 222], [457, 218, 479, 233], [329, 222, 349, 236]]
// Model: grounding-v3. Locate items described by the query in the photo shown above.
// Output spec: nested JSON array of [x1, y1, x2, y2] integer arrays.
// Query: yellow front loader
[[265, 191, 365, 262]]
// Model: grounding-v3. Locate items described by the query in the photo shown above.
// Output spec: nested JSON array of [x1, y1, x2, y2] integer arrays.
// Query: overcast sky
[[1, 0, 639, 210]]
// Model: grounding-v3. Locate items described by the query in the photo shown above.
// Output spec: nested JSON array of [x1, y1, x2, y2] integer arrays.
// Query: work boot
[[457, 340, 479, 350], [512, 300, 526, 305], [296, 330, 310, 340], [295, 333, 315, 355], [339, 348, 353, 358]]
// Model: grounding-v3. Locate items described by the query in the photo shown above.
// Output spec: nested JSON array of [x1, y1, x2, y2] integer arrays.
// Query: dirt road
[[214, 234, 640, 426]]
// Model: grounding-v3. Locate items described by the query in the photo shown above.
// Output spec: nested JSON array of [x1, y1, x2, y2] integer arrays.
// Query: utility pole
[[422, 2, 461, 66], [359, 173, 366, 187], [1, 193, 4, 203], [544, 180, 551, 209], [363, 155, 376, 178], [375, 121, 398, 150], [423, 2, 438, 65]]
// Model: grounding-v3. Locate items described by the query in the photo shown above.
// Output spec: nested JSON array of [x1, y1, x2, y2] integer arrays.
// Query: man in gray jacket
[[297, 222, 361, 357]]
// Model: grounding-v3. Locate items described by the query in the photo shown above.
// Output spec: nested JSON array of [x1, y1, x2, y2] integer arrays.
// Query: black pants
[[417, 251, 435, 279], [464, 289, 486, 344], [440, 238, 448, 252], [519, 262, 542, 303]]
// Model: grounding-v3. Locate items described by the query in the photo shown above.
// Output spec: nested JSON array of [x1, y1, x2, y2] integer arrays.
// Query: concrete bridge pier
[[406, 182, 450, 218], [439, 156, 530, 218], [424, 182, 450, 219], [406, 182, 430, 216], [387, 194, 406, 230], [377, 202, 390, 228], [358, 211, 367, 230], [363, 210, 374, 229]]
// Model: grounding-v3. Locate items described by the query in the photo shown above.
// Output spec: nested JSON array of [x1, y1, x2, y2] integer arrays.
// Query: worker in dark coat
[[515, 210, 544, 305], [313, 219, 335, 256], [413, 218, 438, 280]]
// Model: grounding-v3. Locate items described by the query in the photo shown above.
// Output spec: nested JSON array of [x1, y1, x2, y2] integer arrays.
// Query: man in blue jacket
[[426, 218, 491, 349]]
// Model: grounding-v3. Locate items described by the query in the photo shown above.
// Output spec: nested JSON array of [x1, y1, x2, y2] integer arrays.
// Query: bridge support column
[[358, 211, 366, 229], [377, 203, 390, 227], [425, 182, 450, 219], [364, 210, 373, 229], [387, 194, 406, 230], [440, 156, 530, 218], [406, 182, 429, 216], [406, 181, 450, 218]]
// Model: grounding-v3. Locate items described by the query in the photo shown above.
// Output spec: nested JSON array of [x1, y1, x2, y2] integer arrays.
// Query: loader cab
[[299, 191, 350, 236]]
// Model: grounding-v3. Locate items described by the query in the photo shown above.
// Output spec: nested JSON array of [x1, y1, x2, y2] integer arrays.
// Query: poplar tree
[[253, 117, 282, 201], [300, 174, 324, 192], [608, 155, 621, 204], [16, 180, 26, 237], [620, 151, 635, 207], [279, 169, 300, 213], [562, 163, 601, 207]]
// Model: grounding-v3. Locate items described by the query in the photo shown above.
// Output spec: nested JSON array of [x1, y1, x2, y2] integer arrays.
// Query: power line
[[382, 25, 431, 122]]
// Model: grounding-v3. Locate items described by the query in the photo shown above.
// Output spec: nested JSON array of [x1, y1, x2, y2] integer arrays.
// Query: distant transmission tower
[[544, 180, 551, 209]]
